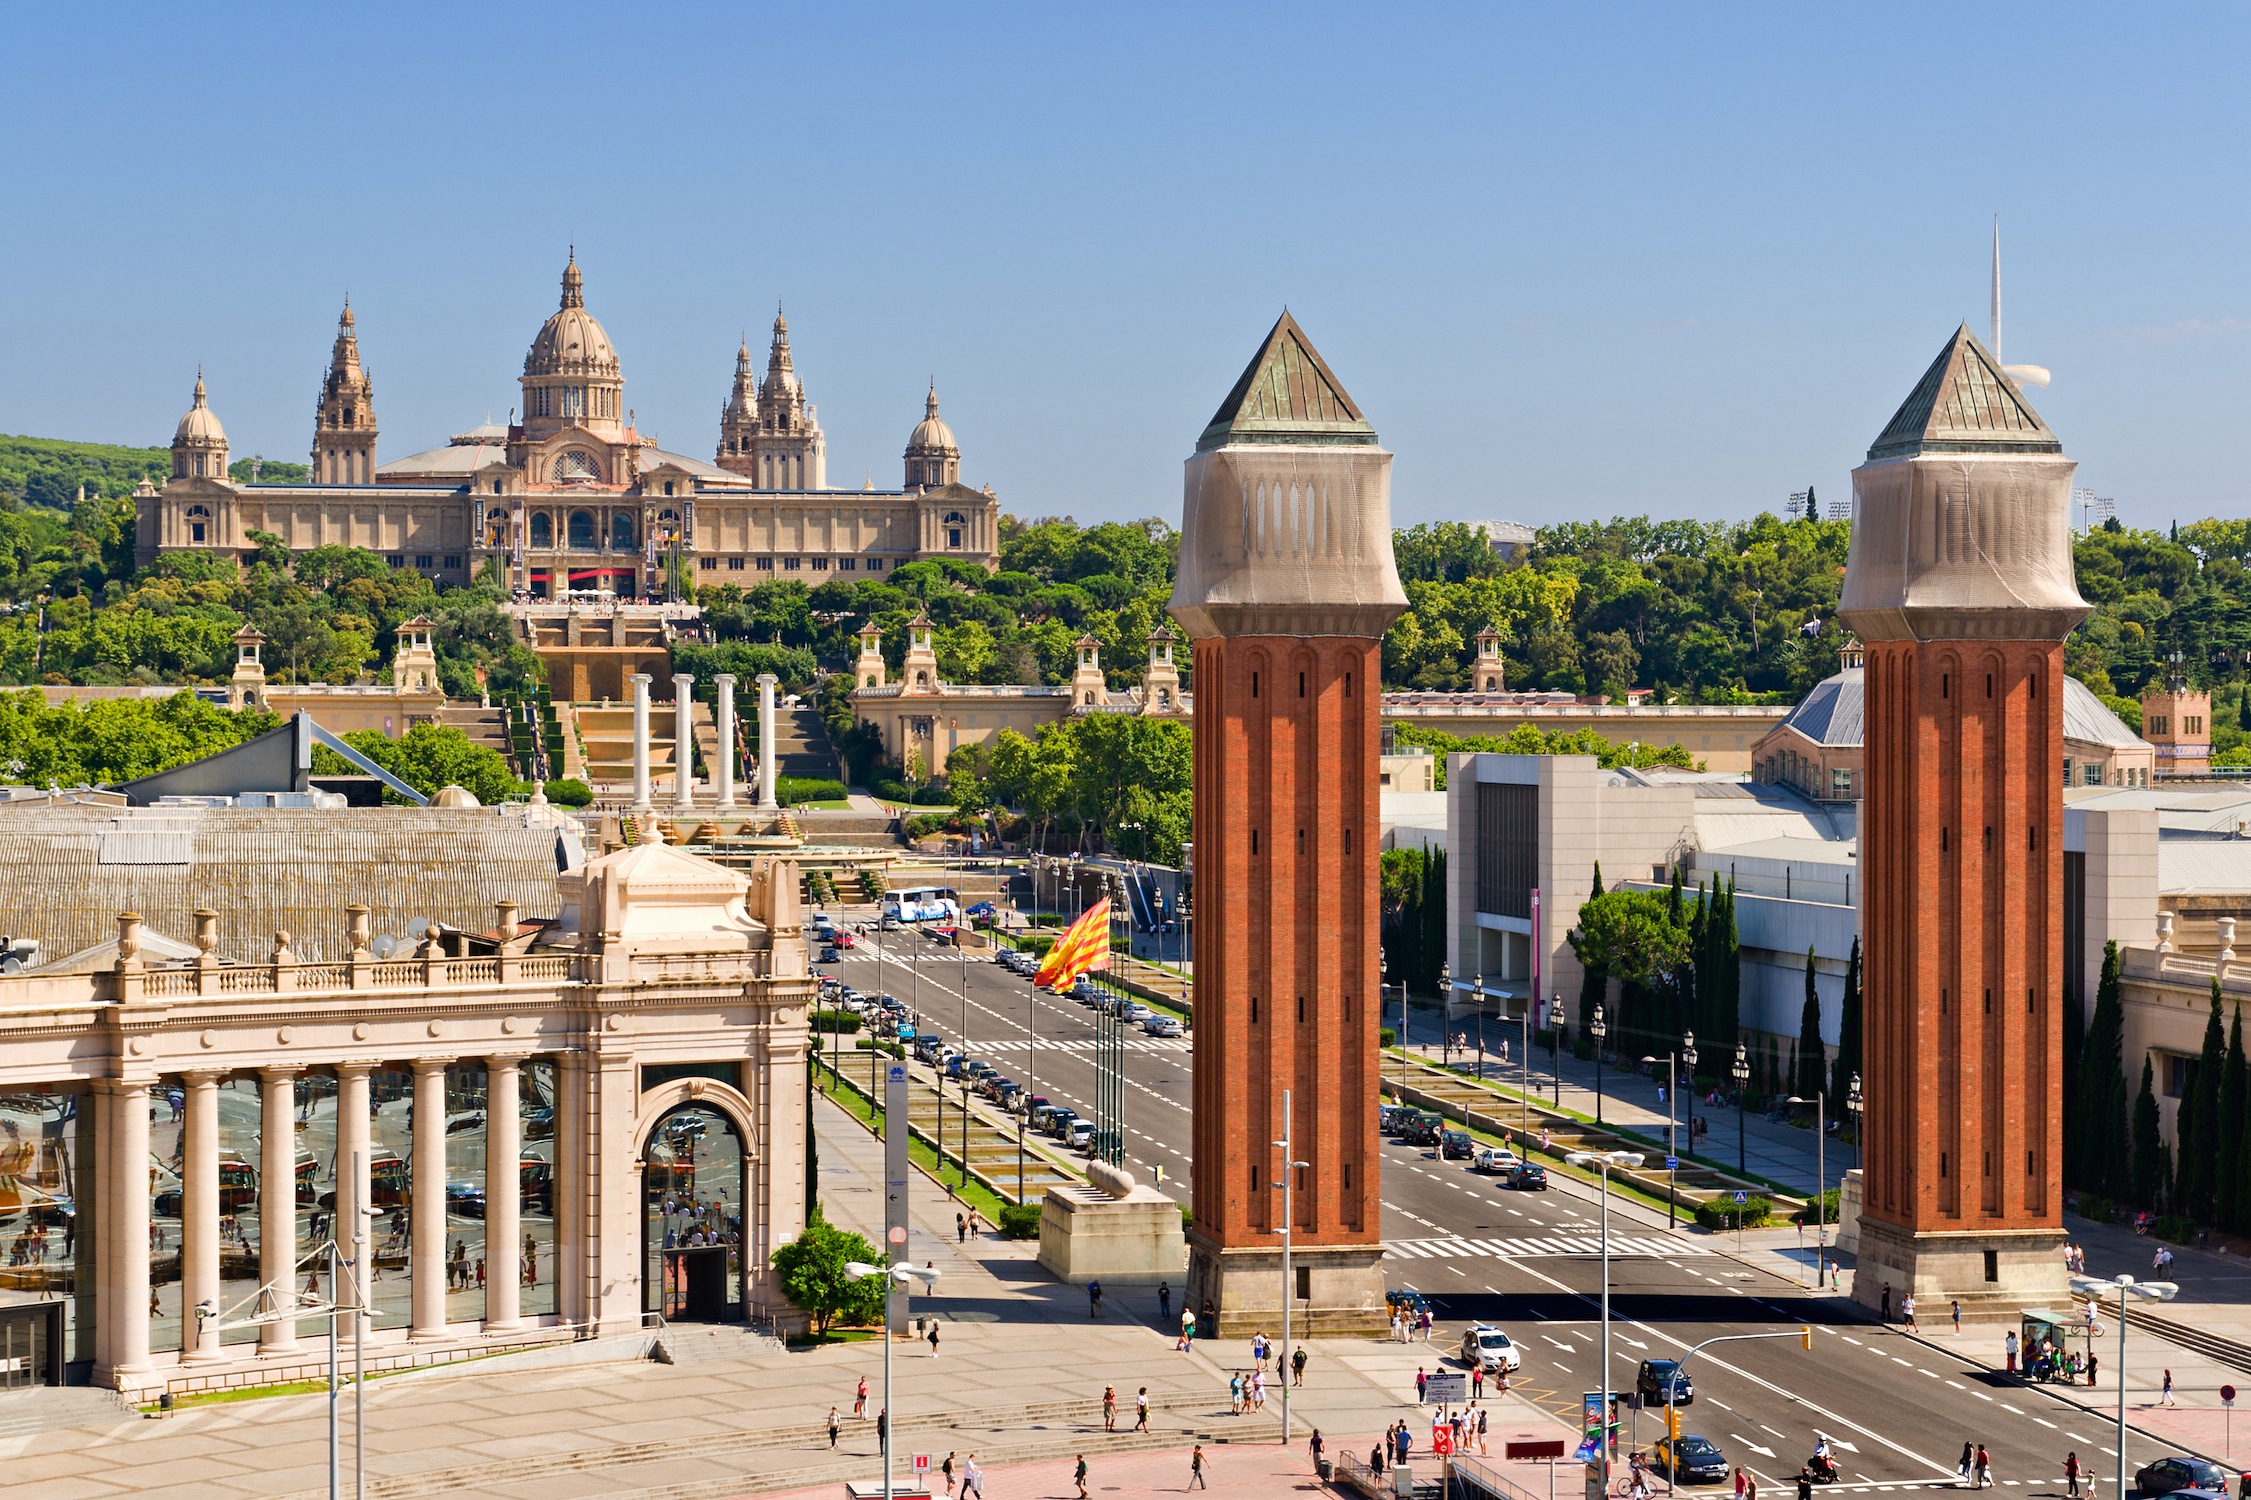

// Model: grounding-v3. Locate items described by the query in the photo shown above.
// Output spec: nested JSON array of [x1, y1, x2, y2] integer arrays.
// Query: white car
[[1142, 1015, 1184, 1038], [1121, 1002, 1156, 1023], [1459, 1324, 1522, 1373], [1472, 1145, 1519, 1175]]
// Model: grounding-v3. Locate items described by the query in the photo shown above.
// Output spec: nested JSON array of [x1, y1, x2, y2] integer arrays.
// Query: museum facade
[[135, 255, 1001, 595]]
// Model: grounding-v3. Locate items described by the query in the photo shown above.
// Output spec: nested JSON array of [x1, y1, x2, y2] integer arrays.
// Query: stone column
[[756, 672, 780, 810], [630, 673, 653, 814], [259, 1067, 299, 1352], [713, 675, 738, 809], [410, 1060, 449, 1338], [334, 1063, 373, 1331], [672, 673, 696, 810], [106, 1081, 154, 1382], [484, 1057, 522, 1330], [181, 1071, 223, 1360]]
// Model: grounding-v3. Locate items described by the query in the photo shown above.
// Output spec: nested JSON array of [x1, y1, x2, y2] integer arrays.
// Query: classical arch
[[636, 1081, 758, 1322]]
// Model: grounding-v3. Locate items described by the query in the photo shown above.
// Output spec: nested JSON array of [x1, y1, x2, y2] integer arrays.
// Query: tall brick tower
[[1838, 325, 2088, 1316], [1169, 313, 1404, 1335]]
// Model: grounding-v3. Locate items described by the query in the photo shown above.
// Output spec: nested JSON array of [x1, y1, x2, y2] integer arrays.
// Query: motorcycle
[[1808, 1454, 1840, 1485]]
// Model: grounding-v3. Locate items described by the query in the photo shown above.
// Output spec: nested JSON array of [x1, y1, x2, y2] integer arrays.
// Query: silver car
[[1459, 1324, 1522, 1373]]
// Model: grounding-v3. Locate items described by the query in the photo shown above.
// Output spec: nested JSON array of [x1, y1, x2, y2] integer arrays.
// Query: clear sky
[[4, 4, 2244, 531]]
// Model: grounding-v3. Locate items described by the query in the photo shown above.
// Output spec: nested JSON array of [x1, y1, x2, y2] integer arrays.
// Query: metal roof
[[1866, 324, 2060, 462], [1196, 311, 1376, 452], [1769, 667, 2138, 752]]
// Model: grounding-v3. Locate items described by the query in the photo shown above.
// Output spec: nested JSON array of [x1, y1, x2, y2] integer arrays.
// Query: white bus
[[882, 888, 960, 924]]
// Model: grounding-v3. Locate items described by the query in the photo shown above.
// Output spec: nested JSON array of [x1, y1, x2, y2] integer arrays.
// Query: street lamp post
[[1566, 1149, 1645, 1483], [1641, 1032, 1695, 1229], [1846, 1071, 1863, 1175], [1731, 1042, 1751, 1177], [1549, 994, 1565, 1107], [1589, 1004, 1608, 1124], [844, 1260, 943, 1500], [2072, 1273, 2178, 1500], [1439, 962, 1452, 1071], [1473, 971, 1487, 1077], [1273, 1089, 1309, 1446], [1381, 952, 1394, 1091], [1785, 1092, 1826, 1288], [1522, 999, 1537, 1147]]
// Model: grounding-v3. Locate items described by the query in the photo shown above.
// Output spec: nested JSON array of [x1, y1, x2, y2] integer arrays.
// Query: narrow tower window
[[1298, 996, 1306, 1023], [1942, 674, 1950, 699], [1250, 995, 1259, 1023], [1251, 829, 1259, 855], [1299, 671, 1306, 697], [1251, 671, 1259, 699]]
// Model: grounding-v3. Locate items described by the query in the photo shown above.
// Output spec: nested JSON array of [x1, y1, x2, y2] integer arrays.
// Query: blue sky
[[4, 4, 2244, 531]]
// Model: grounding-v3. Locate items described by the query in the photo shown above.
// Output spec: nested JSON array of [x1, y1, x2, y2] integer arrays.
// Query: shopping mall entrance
[[641, 1104, 747, 1322]]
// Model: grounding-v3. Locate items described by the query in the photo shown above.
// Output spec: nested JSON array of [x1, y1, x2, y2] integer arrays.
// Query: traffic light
[[1801, 1325, 1813, 1350], [1666, 1407, 1681, 1443]]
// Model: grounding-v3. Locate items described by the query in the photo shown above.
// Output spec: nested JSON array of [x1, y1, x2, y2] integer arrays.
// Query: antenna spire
[[1990, 215, 2002, 365]]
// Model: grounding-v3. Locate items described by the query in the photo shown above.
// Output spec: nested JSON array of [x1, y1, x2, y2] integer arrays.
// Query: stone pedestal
[[1036, 1161, 1186, 1287], [1836, 1168, 1863, 1256], [1850, 1215, 2068, 1324], [1184, 1230, 1387, 1338]]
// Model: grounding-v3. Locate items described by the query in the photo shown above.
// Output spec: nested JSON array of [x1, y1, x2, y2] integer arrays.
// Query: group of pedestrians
[[1955, 1442, 1994, 1488], [1390, 1305, 1432, 1342]]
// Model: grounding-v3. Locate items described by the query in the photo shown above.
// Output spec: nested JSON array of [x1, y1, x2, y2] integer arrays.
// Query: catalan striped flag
[[1033, 897, 1113, 992]]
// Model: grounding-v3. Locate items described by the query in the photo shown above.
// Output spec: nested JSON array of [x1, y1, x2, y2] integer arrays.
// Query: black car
[[2136, 1459, 2235, 1498], [1440, 1129, 1475, 1160], [1385, 1288, 1431, 1319], [1654, 1435, 1728, 1485], [818, 946, 842, 964], [1510, 1163, 1550, 1191], [1638, 1358, 1692, 1405]]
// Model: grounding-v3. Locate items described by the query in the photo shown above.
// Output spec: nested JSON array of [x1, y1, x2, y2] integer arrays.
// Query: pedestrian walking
[[876, 1409, 889, 1449], [1471, 1363, 1485, 1400], [1477, 1407, 1489, 1454], [1292, 1346, 1308, 1386], [965, 1454, 984, 1499], [1882, 1283, 1893, 1322], [1159, 1280, 1172, 1324], [2065, 1452, 2083, 1498], [1103, 1385, 1117, 1432], [1089, 1279, 1104, 1318], [1419, 1306, 1434, 1341], [1952, 1300, 1962, 1336], [928, 1320, 941, 1357], [1180, 1308, 1196, 1352], [1077, 1455, 1091, 1500], [1228, 1371, 1242, 1414], [1796, 1468, 1814, 1500], [1975, 1444, 1992, 1489], [1734, 1467, 1749, 1500], [2163, 1368, 2177, 1406], [942, 1453, 957, 1497], [1903, 1293, 1918, 1332], [1958, 1444, 1973, 1485], [957, 1212, 967, 1244], [1416, 1366, 1429, 1402], [2004, 1331, 2019, 1373], [2087, 1352, 2098, 1388], [1310, 1429, 1326, 1469], [1252, 1368, 1267, 1410], [828, 1408, 841, 1449], [1137, 1386, 1151, 1433], [856, 1375, 870, 1419], [1189, 1444, 1209, 1491]]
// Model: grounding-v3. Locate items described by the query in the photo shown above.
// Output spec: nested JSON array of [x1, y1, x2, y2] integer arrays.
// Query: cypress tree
[[2076, 942, 2131, 1199], [1576, 862, 1607, 1038], [1687, 881, 1710, 1057], [2218, 1005, 2247, 1233], [2181, 984, 2227, 1223], [1717, 881, 1742, 1048], [2132, 1057, 2165, 1210], [1421, 848, 1448, 993], [1798, 947, 1826, 1100], [1831, 937, 1862, 1107], [1664, 868, 1687, 1042]]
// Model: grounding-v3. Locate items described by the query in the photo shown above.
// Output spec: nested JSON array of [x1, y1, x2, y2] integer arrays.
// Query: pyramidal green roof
[[1196, 311, 1377, 452], [1866, 323, 2060, 462]]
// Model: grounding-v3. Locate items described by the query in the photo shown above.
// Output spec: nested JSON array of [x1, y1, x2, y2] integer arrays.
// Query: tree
[[2219, 1005, 2247, 1233], [1571, 889, 1692, 1055], [1797, 947, 1826, 1101], [2178, 984, 2226, 1223], [1576, 861, 1606, 1039], [1830, 937, 1862, 1109], [1804, 487, 1819, 523], [2132, 1057, 2166, 1210], [769, 1204, 887, 1337], [2074, 942, 2131, 1199], [320, 722, 525, 805]]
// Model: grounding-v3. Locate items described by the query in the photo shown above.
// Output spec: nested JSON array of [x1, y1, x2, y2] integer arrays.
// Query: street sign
[[1734, 1191, 1747, 1204], [914, 1454, 932, 1475], [1665, 1156, 1679, 1170], [2224, 1385, 2238, 1405], [1507, 1439, 1568, 1461], [1424, 1371, 1467, 1404]]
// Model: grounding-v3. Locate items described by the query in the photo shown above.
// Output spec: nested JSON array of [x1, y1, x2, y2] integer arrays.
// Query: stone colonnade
[[626, 670, 778, 812]]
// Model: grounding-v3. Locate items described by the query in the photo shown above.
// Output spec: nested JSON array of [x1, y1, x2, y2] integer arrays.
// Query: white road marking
[[1733, 1435, 1777, 1458]]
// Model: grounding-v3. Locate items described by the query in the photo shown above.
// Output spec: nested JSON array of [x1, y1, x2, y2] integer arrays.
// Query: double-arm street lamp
[[1566, 1149, 1645, 1480], [1784, 1092, 1827, 1287], [1588, 1004, 1608, 1124], [844, 1260, 944, 1500], [2072, 1273, 2178, 1500], [1730, 1041, 1751, 1176], [1846, 1071, 1863, 1174], [1548, 993, 1565, 1106], [1438, 963, 1452, 1070]]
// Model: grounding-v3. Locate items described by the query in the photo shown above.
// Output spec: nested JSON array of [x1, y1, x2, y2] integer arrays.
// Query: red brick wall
[[1860, 639, 2062, 1234], [1190, 634, 1381, 1250]]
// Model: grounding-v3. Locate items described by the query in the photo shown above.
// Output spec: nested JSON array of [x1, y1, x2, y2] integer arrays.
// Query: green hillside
[[0, 433, 307, 511]]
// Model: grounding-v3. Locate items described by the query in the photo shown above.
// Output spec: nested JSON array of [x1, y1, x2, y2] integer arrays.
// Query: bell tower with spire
[[748, 308, 825, 491], [715, 337, 761, 478], [312, 300, 378, 485]]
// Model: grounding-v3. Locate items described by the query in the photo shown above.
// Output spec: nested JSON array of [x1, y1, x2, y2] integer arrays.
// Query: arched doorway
[[642, 1104, 747, 1322]]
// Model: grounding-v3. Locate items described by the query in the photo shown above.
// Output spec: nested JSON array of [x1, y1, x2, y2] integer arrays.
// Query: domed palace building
[[136, 254, 1003, 597]]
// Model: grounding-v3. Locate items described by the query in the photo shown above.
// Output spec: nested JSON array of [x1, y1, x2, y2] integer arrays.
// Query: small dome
[[174, 372, 227, 446], [524, 252, 620, 378], [906, 385, 957, 456], [430, 784, 482, 808]]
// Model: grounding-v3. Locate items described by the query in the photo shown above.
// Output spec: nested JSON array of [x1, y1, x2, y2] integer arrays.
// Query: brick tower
[[1838, 325, 2088, 1316], [1169, 313, 1404, 1335]]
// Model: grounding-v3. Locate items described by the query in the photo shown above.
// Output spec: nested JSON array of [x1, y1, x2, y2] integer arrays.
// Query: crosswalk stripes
[[1382, 1234, 1711, 1260]]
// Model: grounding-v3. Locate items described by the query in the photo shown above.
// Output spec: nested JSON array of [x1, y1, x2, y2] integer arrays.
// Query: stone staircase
[[773, 702, 841, 782], [0, 1385, 139, 1439], [439, 704, 508, 752], [650, 1321, 785, 1364]]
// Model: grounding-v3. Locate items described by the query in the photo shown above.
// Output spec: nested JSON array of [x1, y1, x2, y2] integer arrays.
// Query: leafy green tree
[[1831, 937, 1861, 1109], [1570, 888, 1691, 1055], [2074, 942, 2131, 1199], [769, 1204, 887, 1337], [2178, 984, 2227, 1223], [317, 722, 524, 805], [2132, 1057, 2166, 1210], [2218, 1005, 2247, 1234], [1797, 947, 1826, 1101], [0, 689, 277, 785]]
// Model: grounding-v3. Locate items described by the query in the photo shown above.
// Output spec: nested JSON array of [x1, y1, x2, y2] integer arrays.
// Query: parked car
[[2136, 1459, 2236, 1498], [1143, 1016, 1184, 1039], [1403, 1111, 1445, 1147], [1652, 1435, 1730, 1485], [1379, 1104, 1413, 1137], [1473, 1145, 1519, 1175], [1509, 1163, 1550, 1191], [1047, 1108, 1081, 1139], [1458, 1324, 1522, 1373], [913, 1035, 946, 1064], [1440, 1129, 1475, 1160], [1067, 1120, 1096, 1151], [1122, 1002, 1156, 1023], [1638, 1359, 1692, 1405]]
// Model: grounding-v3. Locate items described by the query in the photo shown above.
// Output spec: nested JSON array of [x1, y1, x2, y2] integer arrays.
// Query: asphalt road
[[826, 923, 2177, 1497]]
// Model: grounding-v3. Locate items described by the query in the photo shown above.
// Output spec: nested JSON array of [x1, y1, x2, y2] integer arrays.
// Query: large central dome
[[524, 250, 620, 379]]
